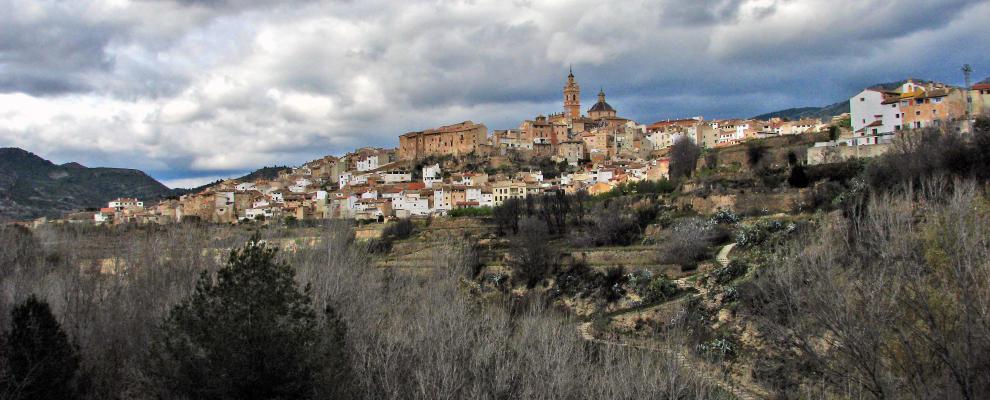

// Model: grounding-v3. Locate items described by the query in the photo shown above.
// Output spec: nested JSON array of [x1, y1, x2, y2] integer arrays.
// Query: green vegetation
[[447, 206, 492, 217]]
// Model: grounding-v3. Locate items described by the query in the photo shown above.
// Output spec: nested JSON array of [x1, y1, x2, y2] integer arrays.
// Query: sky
[[1, 0, 989, 188]]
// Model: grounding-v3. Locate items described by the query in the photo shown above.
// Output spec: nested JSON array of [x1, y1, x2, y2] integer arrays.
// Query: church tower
[[563, 67, 581, 120]]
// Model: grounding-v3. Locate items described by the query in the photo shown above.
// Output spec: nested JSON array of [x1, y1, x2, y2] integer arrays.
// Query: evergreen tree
[[2, 296, 81, 400], [788, 164, 810, 188], [153, 237, 352, 400]]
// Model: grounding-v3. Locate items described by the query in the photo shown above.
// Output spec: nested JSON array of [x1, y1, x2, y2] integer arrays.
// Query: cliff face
[[0, 147, 173, 220]]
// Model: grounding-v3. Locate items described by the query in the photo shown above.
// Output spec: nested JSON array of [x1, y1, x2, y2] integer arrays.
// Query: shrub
[[735, 220, 796, 249], [709, 209, 739, 225], [600, 266, 628, 303], [697, 337, 737, 360], [658, 218, 713, 267], [711, 260, 748, 284], [641, 276, 679, 304], [448, 206, 493, 218], [368, 219, 416, 254], [746, 141, 769, 168]]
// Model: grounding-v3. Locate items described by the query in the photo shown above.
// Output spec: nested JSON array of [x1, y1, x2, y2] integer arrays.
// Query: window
[[916, 111, 921, 116], [895, 125, 901, 131], [895, 113, 900, 118], [860, 97, 865, 102]]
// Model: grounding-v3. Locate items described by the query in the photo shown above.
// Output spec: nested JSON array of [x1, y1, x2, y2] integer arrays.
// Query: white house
[[356, 155, 379, 172], [338, 172, 352, 187], [591, 169, 613, 183], [245, 207, 274, 220], [479, 192, 495, 208], [850, 88, 902, 136], [423, 164, 442, 188], [235, 182, 256, 191], [392, 194, 430, 217], [381, 171, 412, 183], [108, 198, 143, 211]]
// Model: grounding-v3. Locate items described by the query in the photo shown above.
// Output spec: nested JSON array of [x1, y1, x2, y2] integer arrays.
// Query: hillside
[[178, 165, 292, 195], [0, 147, 173, 220], [751, 101, 848, 122], [751, 79, 925, 121]]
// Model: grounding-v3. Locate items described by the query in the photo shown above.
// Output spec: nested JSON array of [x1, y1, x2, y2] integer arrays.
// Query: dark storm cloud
[[1, 0, 989, 187], [0, 3, 116, 95]]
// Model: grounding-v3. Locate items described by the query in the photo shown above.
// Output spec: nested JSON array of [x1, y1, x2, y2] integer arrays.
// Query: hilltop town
[[42, 71, 989, 226]]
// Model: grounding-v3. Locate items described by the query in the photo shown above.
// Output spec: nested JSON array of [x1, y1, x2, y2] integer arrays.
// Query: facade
[[971, 83, 990, 116], [850, 80, 966, 136], [899, 84, 966, 130], [556, 140, 585, 165], [492, 181, 527, 206], [398, 121, 488, 160]]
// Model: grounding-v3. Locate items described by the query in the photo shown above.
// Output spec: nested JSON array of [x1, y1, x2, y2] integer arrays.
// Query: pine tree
[[2, 296, 81, 400], [153, 237, 352, 399]]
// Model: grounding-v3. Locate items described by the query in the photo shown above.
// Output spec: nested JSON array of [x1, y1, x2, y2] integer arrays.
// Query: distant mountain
[[752, 102, 849, 122], [752, 80, 926, 122], [0, 147, 174, 220], [176, 165, 292, 195]]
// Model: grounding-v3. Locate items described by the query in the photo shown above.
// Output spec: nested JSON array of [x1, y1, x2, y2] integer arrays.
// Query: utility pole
[[963, 64, 973, 129]]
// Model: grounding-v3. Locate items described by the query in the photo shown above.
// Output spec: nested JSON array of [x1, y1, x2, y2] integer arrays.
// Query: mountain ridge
[[0, 147, 174, 220]]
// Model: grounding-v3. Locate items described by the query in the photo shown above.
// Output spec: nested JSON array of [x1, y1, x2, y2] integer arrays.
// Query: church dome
[[588, 101, 615, 113], [588, 88, 615, 113]]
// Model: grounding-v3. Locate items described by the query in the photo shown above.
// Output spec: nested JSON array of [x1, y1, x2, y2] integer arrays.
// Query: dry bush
[[0, 220, 724, 399], [744, 181, 990, 399]]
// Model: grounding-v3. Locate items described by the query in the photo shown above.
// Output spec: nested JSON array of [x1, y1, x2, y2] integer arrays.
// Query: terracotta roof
[[973, 83, 990, 91]]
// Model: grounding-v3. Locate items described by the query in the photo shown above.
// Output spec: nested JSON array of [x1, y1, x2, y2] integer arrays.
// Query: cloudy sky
[[2, 0, 988, 188]]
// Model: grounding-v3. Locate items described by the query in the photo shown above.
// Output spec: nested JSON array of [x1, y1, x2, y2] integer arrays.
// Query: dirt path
[[575, 242, 767, 400], [716, 243, 736, 267]]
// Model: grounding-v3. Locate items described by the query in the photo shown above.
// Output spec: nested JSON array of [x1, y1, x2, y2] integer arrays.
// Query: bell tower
[[563, 66, 581, 120]]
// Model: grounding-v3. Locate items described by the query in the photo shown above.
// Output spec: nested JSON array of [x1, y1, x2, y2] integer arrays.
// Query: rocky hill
[[0, 147, 174, 220], [174, 166, 293, 196]]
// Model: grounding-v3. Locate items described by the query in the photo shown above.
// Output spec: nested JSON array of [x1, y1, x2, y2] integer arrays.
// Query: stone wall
[[676, 189, 806, 214], [807, 143, 891, 165]]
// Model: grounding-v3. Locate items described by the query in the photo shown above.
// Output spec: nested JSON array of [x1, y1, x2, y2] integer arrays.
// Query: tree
[[493, 198, 522, 235], [538, 190, 570, 235], [152, 237, 352, 400], [508, 218, 557, 288], [2, 296, 82, 400], [746, 140, 769, 168], [787, 164, 810, 188], [669, 137, 701, 181], [828, 125, 841, 141]]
